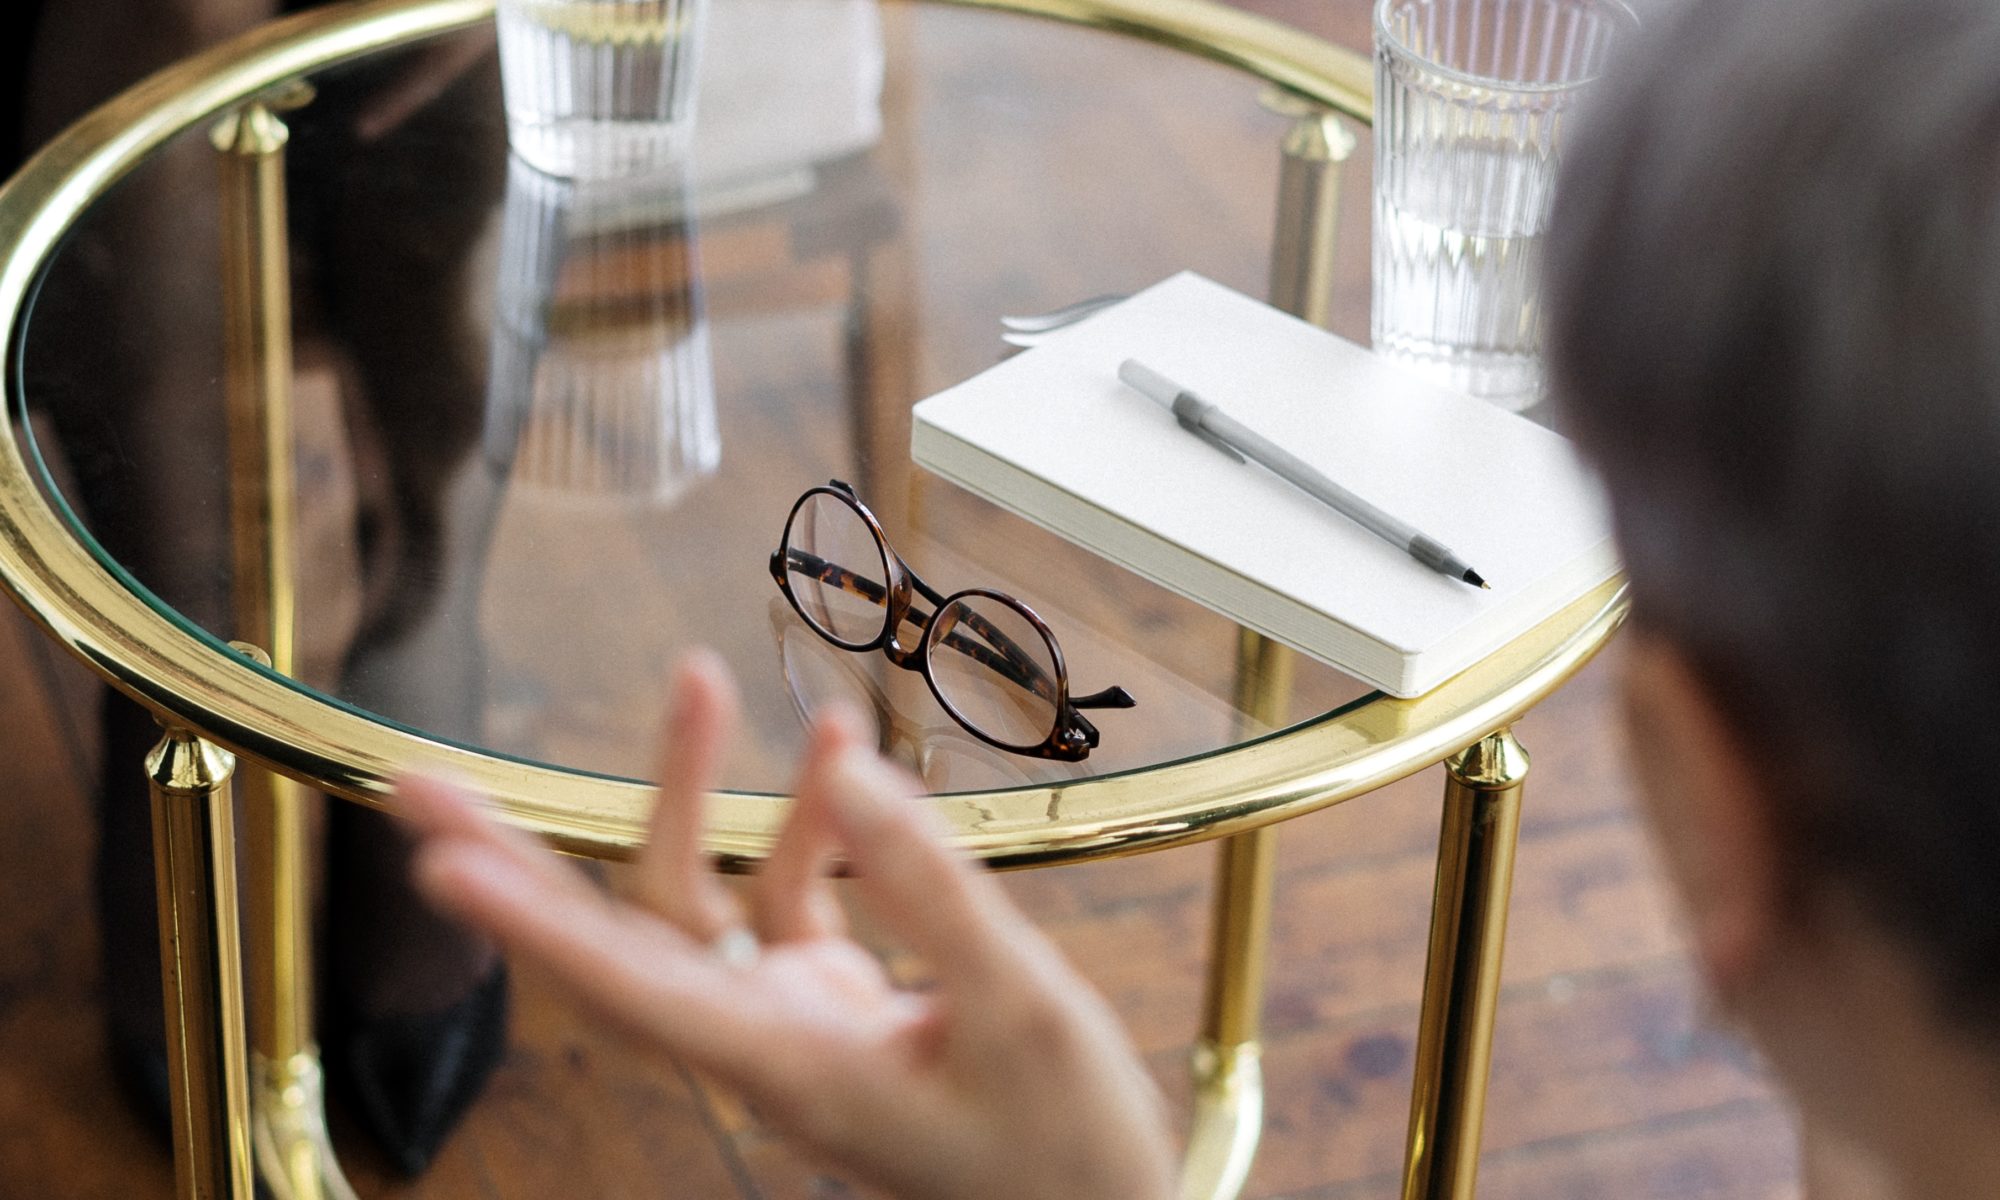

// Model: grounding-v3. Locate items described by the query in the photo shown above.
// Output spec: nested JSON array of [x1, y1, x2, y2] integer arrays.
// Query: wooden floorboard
[[0, 593, 174, 1199]]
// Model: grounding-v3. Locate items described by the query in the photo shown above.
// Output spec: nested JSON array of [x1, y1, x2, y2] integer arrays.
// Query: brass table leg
[[1178, 102, 1356, 1200], [215, 91, 355, 1200], [1261, 92, 1358, 326], [1181, 823, 1276, 1200], [1400, 731, 1530, 1200], [846, 0, 919, 532], [1180, 631, 1295, 1200], [148, 726, 254, 1200]]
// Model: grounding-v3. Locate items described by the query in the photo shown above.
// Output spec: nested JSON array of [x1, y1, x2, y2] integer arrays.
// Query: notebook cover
[[911, 272, 1618, 695]]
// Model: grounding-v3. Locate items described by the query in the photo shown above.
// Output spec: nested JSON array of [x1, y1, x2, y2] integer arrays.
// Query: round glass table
[[0, 1, 1623, 1197]]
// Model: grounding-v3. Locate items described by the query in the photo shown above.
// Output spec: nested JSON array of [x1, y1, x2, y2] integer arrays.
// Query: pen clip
[[1187, 422, 1246, 464], [1173, 397, 1244, 464]]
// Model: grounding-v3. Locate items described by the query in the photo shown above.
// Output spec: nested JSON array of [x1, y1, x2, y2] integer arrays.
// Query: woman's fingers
[[630, 652, 743, 939], [817, 749, 1041, 992], [414, 833, 778, 1086], [396, 773, 581, 895], [752, 707, 862, 943]]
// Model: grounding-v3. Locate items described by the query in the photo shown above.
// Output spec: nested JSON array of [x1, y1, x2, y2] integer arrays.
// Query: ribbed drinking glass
[[1372, 0, 1636, 409], [497, 0, 710, 179]]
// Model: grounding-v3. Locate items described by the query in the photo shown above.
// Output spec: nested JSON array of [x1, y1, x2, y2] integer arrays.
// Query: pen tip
[[1462, 569, 1490, 589]]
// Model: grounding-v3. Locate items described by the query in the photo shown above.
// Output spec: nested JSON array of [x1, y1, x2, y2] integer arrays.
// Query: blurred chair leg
[[1400, 731, 1530, 1200], [148, 726, 254, 1200]]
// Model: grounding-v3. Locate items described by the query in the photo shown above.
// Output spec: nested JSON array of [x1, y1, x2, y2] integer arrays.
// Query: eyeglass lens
[[783, 492, 892, 647], [926, 595, 1061, 748]]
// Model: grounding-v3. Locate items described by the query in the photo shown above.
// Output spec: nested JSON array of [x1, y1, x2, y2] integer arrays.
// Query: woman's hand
[[396, 652, 1176, 1200]]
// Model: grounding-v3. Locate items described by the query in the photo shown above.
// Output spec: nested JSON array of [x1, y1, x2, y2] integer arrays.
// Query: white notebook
[[909, 272, 1620, 698]]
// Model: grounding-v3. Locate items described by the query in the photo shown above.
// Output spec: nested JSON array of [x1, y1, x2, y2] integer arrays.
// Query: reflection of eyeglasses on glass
[[768, 598, 1088, 790], [769, 480, 1135, 760]]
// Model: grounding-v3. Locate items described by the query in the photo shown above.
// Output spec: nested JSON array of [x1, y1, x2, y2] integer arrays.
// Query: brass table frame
[[0, 1, 1626, 1197]]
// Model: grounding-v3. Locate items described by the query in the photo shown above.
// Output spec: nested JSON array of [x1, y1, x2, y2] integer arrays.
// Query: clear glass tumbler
[[1372, 0, 1636, 409], [497, 0, 710, 179]]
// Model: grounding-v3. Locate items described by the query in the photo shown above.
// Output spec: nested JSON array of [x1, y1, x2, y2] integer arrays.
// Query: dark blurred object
[[6, 0, 511, 1174], [0, 6, 44, 176]]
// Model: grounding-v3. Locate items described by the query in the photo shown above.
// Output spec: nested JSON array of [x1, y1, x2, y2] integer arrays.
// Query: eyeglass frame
[[768, 480, 1135, 761]]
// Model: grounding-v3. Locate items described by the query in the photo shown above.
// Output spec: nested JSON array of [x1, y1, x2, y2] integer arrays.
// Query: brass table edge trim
[[932, 0, 1371, 120]]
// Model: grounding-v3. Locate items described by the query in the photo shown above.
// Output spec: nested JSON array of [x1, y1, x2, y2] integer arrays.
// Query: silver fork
[[998, 293, 1129, 347]]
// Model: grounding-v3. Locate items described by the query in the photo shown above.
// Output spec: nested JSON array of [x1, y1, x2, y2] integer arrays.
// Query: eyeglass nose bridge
[[880, 618, 928, 669]]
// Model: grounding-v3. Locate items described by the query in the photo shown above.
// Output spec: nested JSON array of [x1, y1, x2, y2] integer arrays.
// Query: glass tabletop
[[11, 0, 1383, 796]]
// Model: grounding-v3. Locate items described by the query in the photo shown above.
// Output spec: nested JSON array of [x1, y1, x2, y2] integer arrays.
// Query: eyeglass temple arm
[[902, 578, 1070, 708], [897, 559, 1138, 715], [932, 601, 1067, 703], [938, 608, 1139, 729], [811, 480, 1068, 702], [780, 549, 1136, 721], [1070, 686, 1136, 709], [774, 548, 892, 605], [1063, 687, 1134, 751], [779, 548, 1050, 695]]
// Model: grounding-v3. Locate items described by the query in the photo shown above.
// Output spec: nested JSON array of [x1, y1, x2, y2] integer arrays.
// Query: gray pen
[[1118, 359, 1491, 589]]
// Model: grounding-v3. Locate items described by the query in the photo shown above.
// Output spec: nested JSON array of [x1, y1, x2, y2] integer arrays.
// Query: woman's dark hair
[[1546, 0, 2000, 1029]]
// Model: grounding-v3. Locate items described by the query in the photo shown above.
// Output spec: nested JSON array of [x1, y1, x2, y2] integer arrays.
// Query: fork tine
[[997, 293, 1129, 333]]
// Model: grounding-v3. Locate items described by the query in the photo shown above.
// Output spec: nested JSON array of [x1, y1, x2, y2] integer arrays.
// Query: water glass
[[497, 0, 710, 179], [1372, 0, 1636, 409]]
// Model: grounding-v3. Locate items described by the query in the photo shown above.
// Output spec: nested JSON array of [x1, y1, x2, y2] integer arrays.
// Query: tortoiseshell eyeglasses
[[769, 481, 1135, 760]]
